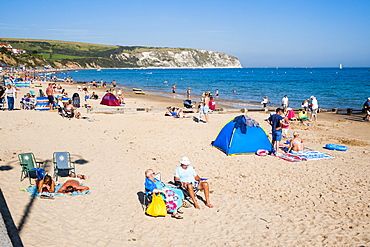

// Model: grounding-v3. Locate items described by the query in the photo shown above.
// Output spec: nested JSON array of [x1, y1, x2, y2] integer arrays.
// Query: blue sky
[[1, 0, 370, 67]]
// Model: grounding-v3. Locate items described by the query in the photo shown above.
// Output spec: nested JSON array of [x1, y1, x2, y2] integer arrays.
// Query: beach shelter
[[100, 93, 120, 106], [212, 115, 273, 155]]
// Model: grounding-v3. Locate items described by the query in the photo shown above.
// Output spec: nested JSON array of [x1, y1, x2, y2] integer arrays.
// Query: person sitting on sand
[[287, 132, 304, 154], [174, 157, 213, 209], [145, 169, 185, 219], [65, 99, 81, 118], [37, 174, 55, 193], [57, 176, 89, 194], [90, 92, 99, 100]]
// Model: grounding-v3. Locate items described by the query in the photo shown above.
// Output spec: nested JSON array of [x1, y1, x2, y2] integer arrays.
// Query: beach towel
[[277, 151, 335, 162], [20, 184, 90, 197]]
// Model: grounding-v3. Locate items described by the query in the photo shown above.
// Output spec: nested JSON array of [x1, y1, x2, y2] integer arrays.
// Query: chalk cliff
[[112, 49, 242, 68]]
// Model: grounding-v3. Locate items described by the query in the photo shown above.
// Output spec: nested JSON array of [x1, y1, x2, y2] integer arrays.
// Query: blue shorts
[[272, 131, 282, 142], [202, 105, 209, 114]]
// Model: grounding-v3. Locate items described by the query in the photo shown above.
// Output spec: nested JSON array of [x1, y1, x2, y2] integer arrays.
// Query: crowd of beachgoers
[[0, 68, 369, 246]]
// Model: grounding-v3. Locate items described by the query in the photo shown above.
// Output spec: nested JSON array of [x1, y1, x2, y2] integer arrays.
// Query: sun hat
[[310, 96, 315, 99], [180, 157, 190, 165], [293, 131, 300, 136], [368, 97, 370, 100]]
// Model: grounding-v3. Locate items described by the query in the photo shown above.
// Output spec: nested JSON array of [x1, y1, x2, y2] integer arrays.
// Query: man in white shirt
[[174, 157, 213, 209], [310, 96, 319, 122], [281, 95, 289, 111]]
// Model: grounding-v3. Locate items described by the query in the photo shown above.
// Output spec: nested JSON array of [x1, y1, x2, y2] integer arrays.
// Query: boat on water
[[339, 64, 343, 69], [97, 69, 101, 72]]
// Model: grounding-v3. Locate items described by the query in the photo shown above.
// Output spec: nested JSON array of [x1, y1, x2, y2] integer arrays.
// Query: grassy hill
[[0, 38, 192, 68], [0, 38, 241, 68]]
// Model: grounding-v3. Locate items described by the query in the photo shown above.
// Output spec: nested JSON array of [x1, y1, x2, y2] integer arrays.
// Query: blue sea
[[64, 68, 370, 109]]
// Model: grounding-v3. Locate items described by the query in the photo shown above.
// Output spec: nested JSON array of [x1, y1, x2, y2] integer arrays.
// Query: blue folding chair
[[53, 152, 76, 181]]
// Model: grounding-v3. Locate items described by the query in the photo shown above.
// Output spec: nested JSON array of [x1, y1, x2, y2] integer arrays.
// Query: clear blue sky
[[1, 0, 370, 67]]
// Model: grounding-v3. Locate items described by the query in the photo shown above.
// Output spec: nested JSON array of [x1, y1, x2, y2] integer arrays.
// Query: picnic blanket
[[20, 184, 90, 197], [277, 150, 335, 162]]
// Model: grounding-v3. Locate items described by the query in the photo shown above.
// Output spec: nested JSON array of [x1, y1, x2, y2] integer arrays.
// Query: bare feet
[[206, 203, 214, 208], [194, 203, 201, 209]]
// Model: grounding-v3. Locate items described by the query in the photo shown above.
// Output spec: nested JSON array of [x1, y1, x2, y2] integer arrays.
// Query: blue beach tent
[[212, 115, 273, 156]]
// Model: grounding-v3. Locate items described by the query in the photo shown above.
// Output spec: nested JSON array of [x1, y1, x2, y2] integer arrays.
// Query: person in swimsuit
[[57, 176, 89, 194], [186, 87, 191, 100], [37, 174, 55, 193], [287, 132, 304, 154]]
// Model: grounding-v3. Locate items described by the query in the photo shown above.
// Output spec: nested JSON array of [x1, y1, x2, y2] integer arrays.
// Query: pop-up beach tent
[[212, 115, 273, 156], [100, 93, 120, 106]]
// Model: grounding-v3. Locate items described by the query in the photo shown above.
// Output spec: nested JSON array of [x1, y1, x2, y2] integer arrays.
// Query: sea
[[63, 68, 370, 110]]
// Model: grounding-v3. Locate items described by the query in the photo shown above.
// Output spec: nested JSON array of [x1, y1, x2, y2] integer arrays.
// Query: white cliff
[[112, 49, 242, 68]]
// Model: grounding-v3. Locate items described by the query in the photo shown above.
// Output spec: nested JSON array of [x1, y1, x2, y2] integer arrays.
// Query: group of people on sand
[[145, 157, 213, 219], [267, 107, 304, 155], [262, 95, 319, 122], [36, 173, 89, 195]]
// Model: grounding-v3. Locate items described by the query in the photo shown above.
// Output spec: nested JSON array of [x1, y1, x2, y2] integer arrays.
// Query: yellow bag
[[146, 194, 167, 217]]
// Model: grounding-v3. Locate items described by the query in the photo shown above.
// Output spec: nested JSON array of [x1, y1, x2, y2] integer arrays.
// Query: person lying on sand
[[57, 177, 89, 194], [174, 157, 213, 209], [165, 107, 185, 118]]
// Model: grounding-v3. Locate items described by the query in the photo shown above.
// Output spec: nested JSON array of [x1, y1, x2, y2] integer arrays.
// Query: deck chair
[[18, 153, 44, 184], [53, 152, 76, 181]]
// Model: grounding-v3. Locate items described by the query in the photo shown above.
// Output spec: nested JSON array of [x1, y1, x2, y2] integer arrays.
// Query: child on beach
[[281, 116, 290, 138]]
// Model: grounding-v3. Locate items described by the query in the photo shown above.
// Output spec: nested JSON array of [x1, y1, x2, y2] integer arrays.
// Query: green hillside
[[0, 38, 241, 68]]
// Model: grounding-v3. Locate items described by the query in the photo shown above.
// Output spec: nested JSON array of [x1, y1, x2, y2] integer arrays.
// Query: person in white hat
[[174, 157, 213, 209]]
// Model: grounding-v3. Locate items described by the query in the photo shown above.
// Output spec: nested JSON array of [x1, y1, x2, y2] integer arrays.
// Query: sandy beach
[[0, 81, 369, 246]]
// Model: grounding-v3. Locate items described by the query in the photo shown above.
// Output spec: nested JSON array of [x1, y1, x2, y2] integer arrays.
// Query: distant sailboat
[[97, 68, 101, 72], [339, 64, 343, 69]]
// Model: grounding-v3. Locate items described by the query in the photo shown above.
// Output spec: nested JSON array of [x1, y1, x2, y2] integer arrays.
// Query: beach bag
[[146, 194, 167, 217], [29, 167, 45, 180]]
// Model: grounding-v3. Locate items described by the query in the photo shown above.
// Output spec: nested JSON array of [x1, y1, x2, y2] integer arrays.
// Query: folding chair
[[53, 152, 76, 181], [18, 153, 44, 184]]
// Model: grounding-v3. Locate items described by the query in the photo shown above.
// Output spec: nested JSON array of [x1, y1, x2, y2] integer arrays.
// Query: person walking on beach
[[186, 87, 191, 100], [112, 80, 117, 88], [267, 108, 284, 155], [172, 84, 176, 94], [282, 95, 289, 111], [198, 92, 210, 123], [215, 89, 219, 97], [46, 83, 55, 110], [310, 96, 319, 122]]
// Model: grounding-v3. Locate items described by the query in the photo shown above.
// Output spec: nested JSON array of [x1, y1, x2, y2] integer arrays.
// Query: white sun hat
[[180, 157, 190, 165]]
